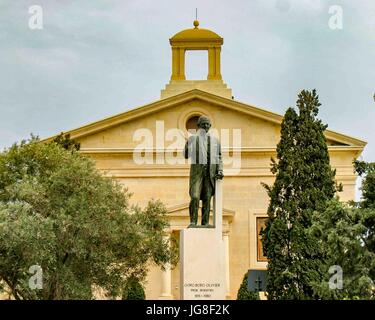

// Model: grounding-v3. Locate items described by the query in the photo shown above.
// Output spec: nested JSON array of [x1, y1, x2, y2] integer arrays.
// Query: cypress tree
[[261, 89, 338, 299]]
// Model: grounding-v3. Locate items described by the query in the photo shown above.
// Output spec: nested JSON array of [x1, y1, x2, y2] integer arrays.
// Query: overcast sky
[[1, 1, 374, 165]]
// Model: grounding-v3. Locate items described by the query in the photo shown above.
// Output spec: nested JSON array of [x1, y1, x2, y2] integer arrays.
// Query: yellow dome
[[170, 21, 222, 42], [171, 28, 222, 41]]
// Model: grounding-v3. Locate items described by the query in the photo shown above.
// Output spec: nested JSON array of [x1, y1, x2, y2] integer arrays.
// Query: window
[[256, 217, 268, 262], [185, 115, 200, 131]]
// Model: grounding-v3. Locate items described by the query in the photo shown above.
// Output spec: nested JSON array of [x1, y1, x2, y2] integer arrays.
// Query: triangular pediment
[[42, 89, 366, 148]]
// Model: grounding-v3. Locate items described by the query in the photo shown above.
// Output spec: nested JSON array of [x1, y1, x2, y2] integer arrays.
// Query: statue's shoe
[[187, 223, 197, 228]]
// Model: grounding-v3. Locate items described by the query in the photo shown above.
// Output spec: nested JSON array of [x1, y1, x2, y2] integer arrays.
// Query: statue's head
[[197, 115, 211, 133]]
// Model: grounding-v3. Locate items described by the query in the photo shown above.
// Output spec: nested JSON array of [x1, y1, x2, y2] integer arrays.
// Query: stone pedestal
[[180, 229, 225, 299], [180, 180, 226, 300]]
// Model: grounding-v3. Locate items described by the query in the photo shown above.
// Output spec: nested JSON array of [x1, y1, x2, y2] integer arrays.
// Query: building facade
[[46, 21, 366, 299]]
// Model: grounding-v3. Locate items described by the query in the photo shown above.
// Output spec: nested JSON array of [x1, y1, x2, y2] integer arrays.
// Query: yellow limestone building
[[47, 21, 365, 299]]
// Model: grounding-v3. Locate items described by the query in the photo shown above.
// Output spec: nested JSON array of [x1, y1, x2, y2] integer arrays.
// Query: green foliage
[[122, 276, 145, 300], [354, 160, 375, 212], [0, 137, 177, 299], [354, 160, 375, 283], [310, 199, 375, 299], [358, 174, 375, 283], [310, 160, 375, 299], [353, 160, 375, 177], [261, 90, 338, 299], [236, 273, 260, 300], [51, 132, 80, 151]]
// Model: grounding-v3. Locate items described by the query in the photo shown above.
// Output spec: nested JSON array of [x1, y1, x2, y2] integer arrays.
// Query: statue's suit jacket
[[184, 133, 223, 199]]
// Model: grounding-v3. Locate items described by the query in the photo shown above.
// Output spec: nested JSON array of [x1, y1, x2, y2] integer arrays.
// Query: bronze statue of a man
[[184, 115, 224, 228]]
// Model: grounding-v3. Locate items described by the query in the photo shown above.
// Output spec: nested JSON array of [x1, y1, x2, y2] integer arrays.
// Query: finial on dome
[[194, 8, 199, 28]]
